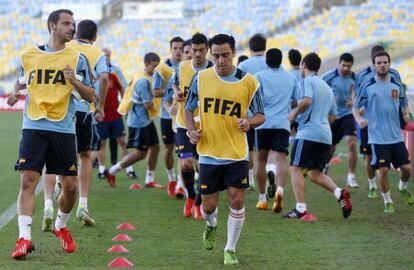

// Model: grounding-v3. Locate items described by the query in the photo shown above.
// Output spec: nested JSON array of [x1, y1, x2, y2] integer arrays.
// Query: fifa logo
[[28, 69, 66, 85], [203, 97, 241, 118]]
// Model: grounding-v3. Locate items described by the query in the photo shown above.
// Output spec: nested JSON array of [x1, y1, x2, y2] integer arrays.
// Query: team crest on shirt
[[391, 89, 398, 100]]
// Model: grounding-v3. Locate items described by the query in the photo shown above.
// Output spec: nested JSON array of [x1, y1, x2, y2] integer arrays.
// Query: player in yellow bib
[[185, 34, 265, 265]]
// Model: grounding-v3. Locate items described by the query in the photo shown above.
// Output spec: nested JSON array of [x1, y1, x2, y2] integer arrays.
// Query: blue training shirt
[[238, 55, 267, 75], [127, 76, 153, 128], [296, 74, 337, 145], [20, 44, 93, 134], [322, 68, 356, 119], [353, 76, 405, 144], [355, 66, 402, 94], [185, 67, 264, 165], [255, 67, 299, 131]]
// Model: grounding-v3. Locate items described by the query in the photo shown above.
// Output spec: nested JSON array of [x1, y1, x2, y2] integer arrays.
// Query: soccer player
[[288, 49, 302, 144], [283, 52, 352, 220], [353, 51, 414, 213], [255, 48, 299, 212], [238, 33, 268, 192], [153, 36, 184, 195], [172, 32, 214, 219], [96, 48, 136, 180], [183, 39, 192, 61], [322, 53, 358, 188], [354, 45, 403, 199], [104, 53, 161, 187], [8, 9, 94, 258], [185, 34, 264, 265], [67, 19, 110, 226]]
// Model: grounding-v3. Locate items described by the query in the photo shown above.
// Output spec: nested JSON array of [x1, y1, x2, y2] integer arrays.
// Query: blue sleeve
[[249, 88, 264, 114], [172, 67, 179, 86], [76, 54, 93, 86], [95, 56, 110, 76], [303, 78, 313, 99], [153, 71, 164, 89], [399, 85, 407, 107], [292, 78, 299, 102], [184, 73, 199, 112], [163, 77, 174, 102], [329, 99, 337, 115], [114, 66, 127, 89], [353, 84, 367, 109], [133, 78, 152, 103]]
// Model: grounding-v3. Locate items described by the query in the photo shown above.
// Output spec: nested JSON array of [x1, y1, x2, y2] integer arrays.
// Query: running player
[[353, 51, 414, 213], [288, 49, 302, 144], [185, 34, 264, 265], [322, 53, 358, 188], [283, 52, 352, 220], [255, 48, 299, 213], [8, 9, 94, 259], [183, 39, 192, 61]]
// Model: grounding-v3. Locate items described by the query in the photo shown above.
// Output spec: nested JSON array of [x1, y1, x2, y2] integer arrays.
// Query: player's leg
[[161, 118, 177, 196], [391, 142, 414, 205], [255, 129, 270, 209], [97, 138, 107, 178], [42, 172, 56, 231], [344, 115, 358, 187], [144, 122, 162, 187]]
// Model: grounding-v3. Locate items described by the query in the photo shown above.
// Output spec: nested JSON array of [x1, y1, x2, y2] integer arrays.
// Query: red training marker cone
[[108, 257, 134, 268], [107, 245, 129, 253], [112, 234, 133, 242], [129, 183, 143, 190], [117, 223, 136, 230], [330, 156, 342, 165]]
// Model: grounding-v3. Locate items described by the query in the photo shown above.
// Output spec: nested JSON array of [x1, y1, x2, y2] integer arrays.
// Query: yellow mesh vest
[[154, 60, 174, 89], [176, 60, 198, 128], [117, 76, 135, 115], [20, 45, 79, 121], [197, 68, 259, 160]]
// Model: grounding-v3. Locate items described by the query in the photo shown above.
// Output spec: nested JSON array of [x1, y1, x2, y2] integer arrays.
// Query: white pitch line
[[0, 179, 43, 230]]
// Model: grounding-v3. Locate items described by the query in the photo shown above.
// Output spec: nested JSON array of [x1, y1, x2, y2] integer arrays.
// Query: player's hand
[[359, 107, 365, 116], [95, 106, 105, 122], [187, 129, 201, 144], [174, 90, 184, 102], [357, 118, 368, 128], [7, 90, 22, 107], [169, 102, 178, 116], [237, 118, 250, 132], [288, 111, 296, 122], [63, 65, 77, 85]]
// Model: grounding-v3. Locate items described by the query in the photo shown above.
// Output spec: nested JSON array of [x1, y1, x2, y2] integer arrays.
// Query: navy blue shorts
[[290, 139, 331, 172], [331, 114, 357, 146], [160, 118, 175, 145], [359, 127, 372, 155], [97, 118, 125, 140], [176, 128, 197, 159], [127, 122, 159, 151], [256, 128, 290, 154], [371, 142, 410, 169], [247, 128, 255, 152], [76, 111, 93, 153]]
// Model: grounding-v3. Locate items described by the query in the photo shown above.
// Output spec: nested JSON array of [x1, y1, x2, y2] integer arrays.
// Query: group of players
[[6, 8, 414, 265]]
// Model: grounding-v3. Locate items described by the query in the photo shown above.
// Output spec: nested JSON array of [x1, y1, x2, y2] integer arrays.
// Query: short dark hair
[[266, 48, 282, 68], [248, 33, 266, 52], [371, 45, 385, 58], [288, 49, 302, 66], [76, 20, 97, 40], [183, 39, 191, 47], [47, 9, 73, 33], [144, 52, 160, 64], [339, 53, 353, 63], [237, 55, 248, 65], [302, 52, 321, 73], [191, 32, 208, 47], [372, 51, 391, 65], [208, 34, 236, 50], [169, 36, 184, 48]]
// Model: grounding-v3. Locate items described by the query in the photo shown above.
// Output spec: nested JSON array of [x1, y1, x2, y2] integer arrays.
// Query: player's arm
[[184, 74, 201, 143], [288, 78, 314, 122], [137, 79, 154, 110], [328, 99, 337, 124], [152, 71, 165, 97], [352, 85, 368, 128], [69, 54, 95, 102], [163, 83, 177, 116], [7, 67, 26, 106], [95, 56, 110, 121], [172, 68, 184, 102], [239, 86, 265, 132]]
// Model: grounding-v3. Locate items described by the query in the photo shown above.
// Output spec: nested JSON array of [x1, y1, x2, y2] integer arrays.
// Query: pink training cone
[[108, 257, 134, 268], [117, 223, 137, 230], [330, 156, 342, 165], [129, 183, 143, 190], [107, 245, 130, 253], [112, 234, 133, 242]]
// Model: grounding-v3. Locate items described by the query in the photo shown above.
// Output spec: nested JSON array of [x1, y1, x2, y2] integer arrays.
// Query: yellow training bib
[[154, 60, 174, 89], [176, 60, 198, 129]]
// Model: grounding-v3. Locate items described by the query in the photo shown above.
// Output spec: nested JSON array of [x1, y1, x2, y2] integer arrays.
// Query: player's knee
[[150, 144, 160, 154], [230, 196, 244, 210], [347, 138, 357, 148], [181, 158, 193, 172], [400, 164, 411, 176], [308, 170, 321, 183], [20, 175, 37, 191], [79, 150, 91, 160]]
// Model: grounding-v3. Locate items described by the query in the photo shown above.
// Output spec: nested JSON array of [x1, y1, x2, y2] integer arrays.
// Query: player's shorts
[[371, 142, 410, 169], [330, 114, 357, 145], [359, 127, 372, 155], [176, 128, 197, 159], [91, 122, 101, 151], [199, 161, 249, 195], [97, 118, 125, 140], [160, 118, 175, 145], [17, 129, 77, 176], [127, 121, 159, 151], [290, 139, 331, 172], [247, 128, 255, 152], [76, 111, 93, 153], [256, 128, 290, 154]]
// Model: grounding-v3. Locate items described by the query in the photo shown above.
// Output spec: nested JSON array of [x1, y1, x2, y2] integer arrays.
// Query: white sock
[[166, 169, 176, 182], [194, 171, 199, 181], [347, 173, 355, 181], [276, 186, 284, 195], [296, 202, 307, 213], [368, 177, 377, 189], [381, 191, 393, 204], [201, 205, 218, 227], [266, 163, 277, 174], [248, 169, 254, 187], [176, 175, 184, 189], [109, 163, 122, 175], [225, 207, 245, 252], [145, 170, 154, 184], [18, 215, 32, 240], [99, 165, 106, 174], [78, 197, 88, 210], [55, 209, 71, 230], [259, 193, 267, 202], [334, 188, 342, 200], [44, 199, 53, 210], [126, 165, 134, 173], [399, 179, 407, 191]]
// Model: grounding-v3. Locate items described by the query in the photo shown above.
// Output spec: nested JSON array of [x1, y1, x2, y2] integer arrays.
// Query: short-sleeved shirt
[[127, 77, 152, 128], [185, 67, 264, 165], [355, 66, 402, 94], [296, 75, 337, 145], [353, 76, 405, 144], [238, 55, 267, 75], [19, 44, 93, 134], [322, 68, 356, 119], [290, 68, 302, 87], [255, 67, 299, 131]]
